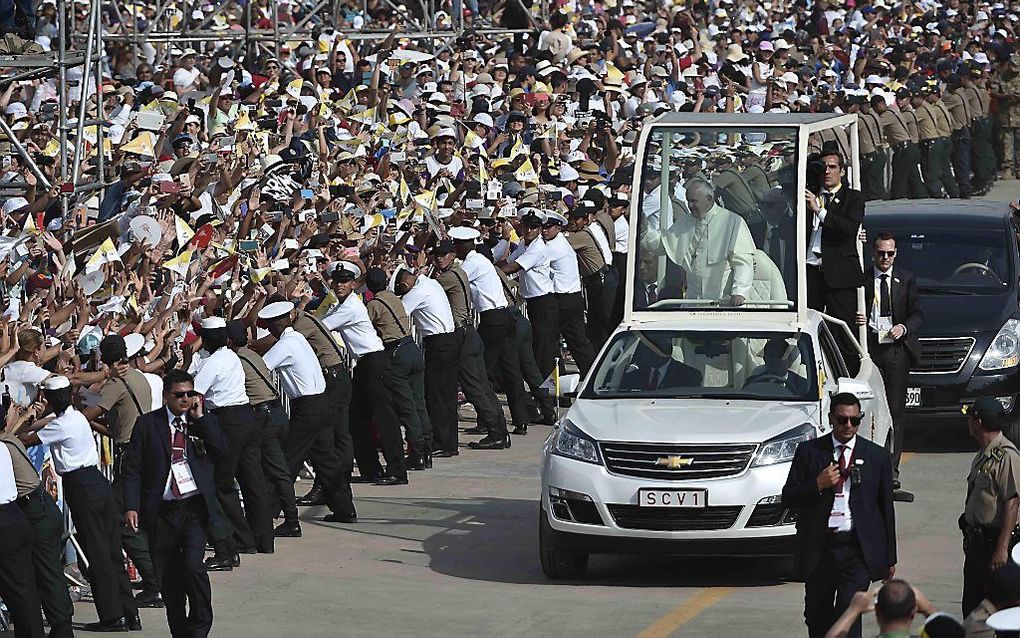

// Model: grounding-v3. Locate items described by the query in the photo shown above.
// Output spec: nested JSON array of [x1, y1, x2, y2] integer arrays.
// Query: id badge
[[828, 490, 847, 529], [170, 459, 197, 493]]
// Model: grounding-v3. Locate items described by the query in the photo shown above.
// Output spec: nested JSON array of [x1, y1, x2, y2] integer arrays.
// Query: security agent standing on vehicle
[[21, 376, 141, 632], [1, 411, 74, 637], [121, 369, 229, 638], [258, 301, 357, 523], [960, 397, 1020, 618], [322, 262, 408, 485], [781, 393, 897, 638], [542, 212, 596, 378], [193, 317, 273, 571], [0, 440, 44, 638], [226, 320, 300, 538]]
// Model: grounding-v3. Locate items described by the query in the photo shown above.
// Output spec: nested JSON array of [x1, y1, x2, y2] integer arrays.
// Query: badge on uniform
[[170, 459, 198, 493]]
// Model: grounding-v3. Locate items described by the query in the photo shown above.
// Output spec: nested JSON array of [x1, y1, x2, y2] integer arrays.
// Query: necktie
[[879, 273, 891, 317], [836, 444, 849, 492], [647, 369, 659, 390], [170, 417, 187, 499], [646, 283, 657, 305]]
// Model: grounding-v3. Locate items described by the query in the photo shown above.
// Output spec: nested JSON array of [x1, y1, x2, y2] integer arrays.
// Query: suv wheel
[[539, 509, 589, 579]]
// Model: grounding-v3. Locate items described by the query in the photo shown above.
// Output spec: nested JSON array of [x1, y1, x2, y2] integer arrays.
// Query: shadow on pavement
[[903, 418, 977, 454], [314, 497, 789, 588]]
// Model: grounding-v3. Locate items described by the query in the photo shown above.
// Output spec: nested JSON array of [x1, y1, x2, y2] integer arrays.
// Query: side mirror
[[836, 377, 875, 401]]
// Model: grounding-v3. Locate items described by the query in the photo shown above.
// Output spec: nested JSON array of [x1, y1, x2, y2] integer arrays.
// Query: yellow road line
[[636, 587, 733, 638]]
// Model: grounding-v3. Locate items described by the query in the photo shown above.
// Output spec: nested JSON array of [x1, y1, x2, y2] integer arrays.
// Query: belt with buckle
[[253, 400, 279, 413], [826, 529, 855, 544]]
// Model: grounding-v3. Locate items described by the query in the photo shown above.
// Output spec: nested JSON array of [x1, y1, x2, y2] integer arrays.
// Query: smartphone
[[390, 151, 406, 163], [300, 188, 314, 200], [59, 182, 74, 193], [329, 184, 353, 198], [218, 135, 235, 148], [239, 239, 259, 251], [266, 211, 283, 222], [159, 181, 181, 193], [239, 201, 249, 217]]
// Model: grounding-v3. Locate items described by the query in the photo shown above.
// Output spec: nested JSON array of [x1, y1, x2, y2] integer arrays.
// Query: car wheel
[[539, 509, 589, 579], [1004, 415, 1020, 448]]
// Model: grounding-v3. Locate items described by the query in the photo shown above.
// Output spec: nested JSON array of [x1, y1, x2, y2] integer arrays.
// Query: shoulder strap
[[451, 268, 473, 314], [2, 437, 38, 473], [582, 228, 607, 268], [368, 295, 409, 337], [237, 352, 279, 400], [595, 216, 613, 241], [118, 376, 145, 414], [301, 310, 347, 361]]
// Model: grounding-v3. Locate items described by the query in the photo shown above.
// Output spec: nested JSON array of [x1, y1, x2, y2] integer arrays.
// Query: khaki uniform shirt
[[366, 290, 411, 344], [913, 103, 940, 141], [965, 432, 1020, 528], [0, 431, 40, 497], [941, 92, 970, 130], [98, 369, 153, 444], [435, 266, 473, 326], [293, 310, 346, 369], [567, 228, 606, 278], [858, 111, 886, 154], [900, 107, 921, 143], [962, 86, 983, 121], [931, 100, 955, 136], [880, 109, 912, 145], [235, 346, 278, 405], [713, 168, 757, 216], [496, 267, 522, 307], [808, 126, 853, 164], [592, 211, 617, 253]]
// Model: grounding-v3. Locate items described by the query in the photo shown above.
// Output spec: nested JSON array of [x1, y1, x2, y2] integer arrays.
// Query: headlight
[[551, 421, 601, 465], [752, 423, 816, 467], [980, 319, 1020, 371]]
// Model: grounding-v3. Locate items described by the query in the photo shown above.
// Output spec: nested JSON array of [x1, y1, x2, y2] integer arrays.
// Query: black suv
[[864, 200, 1020, 440]]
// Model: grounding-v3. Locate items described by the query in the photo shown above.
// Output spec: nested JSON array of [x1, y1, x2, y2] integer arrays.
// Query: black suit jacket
[[621, 361, 703, 390], [863, 267, 924, 364], [750, 215, 798, 285], [781, 435, 897, 582], [120, 409, 232, 543], [808, 186, 866, 289]]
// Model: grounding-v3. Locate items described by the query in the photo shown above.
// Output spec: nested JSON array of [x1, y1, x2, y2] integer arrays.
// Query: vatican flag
[[514, 158, 539, 184], [175, 216, 195, 247], [162, 249, 194, 277], [85, 238, 121, 274]]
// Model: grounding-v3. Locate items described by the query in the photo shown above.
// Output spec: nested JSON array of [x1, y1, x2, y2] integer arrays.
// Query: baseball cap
[[967, 397, 1007, 422]]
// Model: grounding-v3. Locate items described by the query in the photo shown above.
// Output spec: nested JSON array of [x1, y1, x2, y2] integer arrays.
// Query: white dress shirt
[[509, 238, 554, 299], [36, 407, 100, 475], [870, 266, 895, 332], [0, 444, 17, 504], [400, 276, 456, 337], [828, 434, 856, 532], [544, 234, 583, 294], [806, 186, 838, 267], [262, 327, 327, 398], [192, 347, 249, 409], [2, 360, 50, 407], [587, 222, 613, 264], [322, 293, 385, 358], [162, 408, 201, 500], [614, 215, 629, 253], [460, 250, 509, 312]]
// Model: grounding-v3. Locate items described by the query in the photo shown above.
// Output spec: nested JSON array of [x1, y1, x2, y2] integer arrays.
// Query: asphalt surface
[[61, 181, 1020, 637]]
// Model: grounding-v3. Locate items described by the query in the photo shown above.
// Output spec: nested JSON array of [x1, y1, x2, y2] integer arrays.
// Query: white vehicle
[[538, 114, 893, 578]]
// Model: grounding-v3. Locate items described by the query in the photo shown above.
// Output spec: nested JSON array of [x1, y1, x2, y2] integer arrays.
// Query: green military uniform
[[962, 432, 1020, 616], [879, 106, 926, 199], [913, 100, 949, 197], [964, 80, 994, 193], [998, 69, 1020, 177], [929, 96, 960, 197], [943, 88, 974, 197], [858, 108, 888, 200]]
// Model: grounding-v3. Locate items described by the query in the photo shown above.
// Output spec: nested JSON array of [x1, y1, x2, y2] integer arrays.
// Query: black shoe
[[374, 475, 409, 486], [274, 521, 302, 537], [463, 425, 487, 435], [512, 425, 528, 436], [82, 617, 128, 632], [126, 614, 142, 631], [204, 554, 238, 571], [424, 452, 433, 469], [432, 449, 459, 458], [238, 546, 257, 555], [257, 545, 275, 554], [405, 455, 426, 471], [321, 512, 358, 523], [893, 478, 901, 491], [296, 483, 327, 506], [468, 434, 511, 450], [134, 589, 163, 608], [350, 473, 380, 484]]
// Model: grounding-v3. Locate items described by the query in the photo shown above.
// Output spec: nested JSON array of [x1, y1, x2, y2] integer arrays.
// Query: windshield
[[581, 329, 818, 401], [871, 228, 1012, 295]]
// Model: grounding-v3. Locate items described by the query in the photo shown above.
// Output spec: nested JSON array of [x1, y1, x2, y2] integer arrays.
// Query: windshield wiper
[[917, 286, 976, 296]]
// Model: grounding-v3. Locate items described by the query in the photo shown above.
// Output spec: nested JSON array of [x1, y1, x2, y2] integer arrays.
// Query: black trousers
[[871, 340, 910, 478], [114, 448, 159, 594], [18, 486, 73, 634], [477, 308, 527, 433], [583, 268, 617, 352], [610, 252, 628, 330], [803, 534, 871, 638], [386, 338, 431, 455], [807, 266, 861, 374], [861, 150, 888, 201], [211, 404, 272, 555], [555, 292, 596, 378], [284, 393, 355, 518], [526, 293, 560, 381], [937, 138, 960, 198], [151, 497, 213, 638], [63, 466, 137, 622], [889, 142, 927, 200], [351, 351, 407, 479], [257, 402, 296, 524], [456, 325, 505, 440], [423, 331, 460, 453], [952, 127, 973, 197], [0, 502, 44, 638], [962, 527, 1019, 617], [324, 365, 355, 479]]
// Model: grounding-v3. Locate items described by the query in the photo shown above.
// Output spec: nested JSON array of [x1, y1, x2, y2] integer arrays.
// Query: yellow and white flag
[[399, 175, 411, 203], [175, 216, 195, 247], [514, 158, 539, 184], [605, 61, 625, 83], [285, 78, 304, 98], [508, 136, 526, 161], [314, 291, 338, 319], [348, 107, 375, 124], [464, 128, 487, 153], [85, 238, 121, 273], [413, 189, 437, 212], [234, 107, 254, 131], [162, 249, 193, 277], [121, 132, 156, 157]]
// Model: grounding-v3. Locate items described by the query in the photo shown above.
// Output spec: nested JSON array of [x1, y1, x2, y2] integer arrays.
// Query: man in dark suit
[[805, 151, 866, 366], [748, 187, 798, 288], [744, 338, 810, 396], [782, 392, 897, 638], [620, 337, 703, 390], [856, 233, 923, 489], [121, 369, 231, 638]]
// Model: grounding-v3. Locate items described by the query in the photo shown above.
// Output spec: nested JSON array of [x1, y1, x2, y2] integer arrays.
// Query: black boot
[[512, 424, 528, 436], [468, 434, 511, 449], [274, 520, 302, 537], [204, 554, 239, 571], [296, 481, 327, 506], [405, 454, 426, 471]]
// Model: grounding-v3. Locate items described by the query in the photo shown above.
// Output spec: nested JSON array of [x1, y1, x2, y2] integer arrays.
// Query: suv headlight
[[752, 423, 816, 467], [551, 421, 601, 465], [980, 319, 1020, 371]]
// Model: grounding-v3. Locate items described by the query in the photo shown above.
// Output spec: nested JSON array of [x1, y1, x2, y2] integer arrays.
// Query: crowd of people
[[1, 0, 1020, 634]]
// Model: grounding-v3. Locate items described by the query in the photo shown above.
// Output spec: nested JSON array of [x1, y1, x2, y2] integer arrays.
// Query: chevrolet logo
[[655, 456, 694, 470]]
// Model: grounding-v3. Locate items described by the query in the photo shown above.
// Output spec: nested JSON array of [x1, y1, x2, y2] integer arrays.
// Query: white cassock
[[642, 204, 756, 302]]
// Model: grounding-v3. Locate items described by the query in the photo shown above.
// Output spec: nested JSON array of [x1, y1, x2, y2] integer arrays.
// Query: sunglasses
[[833, 415, 864, 426], [875, 250, 896, 257], [171, 390, 200, 398]]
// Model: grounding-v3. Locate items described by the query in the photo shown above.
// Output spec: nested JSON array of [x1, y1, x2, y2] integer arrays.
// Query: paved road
[[65, 182, 1020, 637]]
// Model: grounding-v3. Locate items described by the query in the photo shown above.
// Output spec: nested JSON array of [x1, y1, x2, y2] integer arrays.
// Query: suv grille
[[600, 442, 758, 481], [913, 337, 975, 374], [607, 505, 742, 531]]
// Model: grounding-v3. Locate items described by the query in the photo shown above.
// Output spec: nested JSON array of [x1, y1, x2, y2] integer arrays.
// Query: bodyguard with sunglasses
[[782, 393, 897, 638]]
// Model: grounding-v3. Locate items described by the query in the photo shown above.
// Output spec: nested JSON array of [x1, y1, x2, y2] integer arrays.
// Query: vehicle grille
[[607, 505, 743, 531], [913, 337, 975, 374], [599, 442, 758, 480]]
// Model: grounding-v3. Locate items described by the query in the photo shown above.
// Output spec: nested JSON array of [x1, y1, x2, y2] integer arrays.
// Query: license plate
[[639, 488, 707, 508], [906, 387, 921, 407]]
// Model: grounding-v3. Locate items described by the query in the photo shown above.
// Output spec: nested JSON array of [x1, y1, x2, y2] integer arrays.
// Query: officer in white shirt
[[452, 226, 525, 449], [322, 262, 408, 485], [395, 268, 460, 466], [609, 192, 630, 328], [193, 317, 273, 569], [0, 441, 45, 638], [259, 302, 357, 523], [542, 212, 596, 377], [21, 376, 140, 631]]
